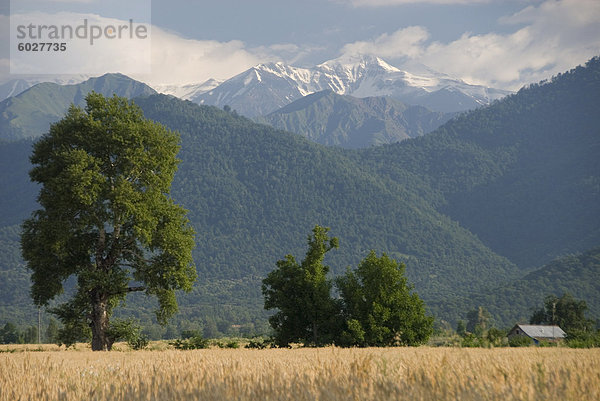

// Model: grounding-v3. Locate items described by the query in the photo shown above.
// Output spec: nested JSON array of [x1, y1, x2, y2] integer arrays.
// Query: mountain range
[[192, 55, 511, 116], [0, 57, 598, 336]]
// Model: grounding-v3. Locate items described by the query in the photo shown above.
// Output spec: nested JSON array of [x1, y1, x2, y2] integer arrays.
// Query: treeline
[[448, 292, 600, 348], [0, 320, 59, 345]]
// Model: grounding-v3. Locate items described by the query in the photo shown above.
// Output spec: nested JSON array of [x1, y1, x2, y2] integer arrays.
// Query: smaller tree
[[466, 306, 492, 337], [0, 323, 22, 344], [456, 320, 467, 337], [336, 251, 433, 346], [530, 293, 595, 333], [262, 225, 339, 347], [23, 326, 38, 344], [46, 319, 60, 344]]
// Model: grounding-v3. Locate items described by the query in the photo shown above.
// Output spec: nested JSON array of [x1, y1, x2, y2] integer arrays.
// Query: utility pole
[[38, 307, 41, 344]]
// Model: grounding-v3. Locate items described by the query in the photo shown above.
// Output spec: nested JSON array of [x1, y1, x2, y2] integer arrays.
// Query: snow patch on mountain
[[152, 78, 223, 100], [170, 55, 513, 116]]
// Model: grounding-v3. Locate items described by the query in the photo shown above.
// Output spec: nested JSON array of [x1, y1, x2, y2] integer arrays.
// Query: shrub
[[106, 319, 149, 350], [245, 337, 272, 349], [170, 335, 209, 350], [461, 334, 482, 347], [509, 336, 534, 347]]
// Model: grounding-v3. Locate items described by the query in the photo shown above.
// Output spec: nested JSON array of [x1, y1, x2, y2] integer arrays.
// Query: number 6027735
[[17, 42, 67, 51]]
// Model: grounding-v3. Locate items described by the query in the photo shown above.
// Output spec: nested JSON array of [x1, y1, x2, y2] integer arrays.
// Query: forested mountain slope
[[358, 57, 600, 270], [0, 95, 517, 329], [1, 58, 598, 333], [471, 247, 600, 327], [136, 96, 517, 311], [257, 90, 453, 148]]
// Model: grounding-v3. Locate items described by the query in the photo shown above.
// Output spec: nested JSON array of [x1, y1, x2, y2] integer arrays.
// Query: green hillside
[[0, 74, 156, 141], [136, 96, 517, 316], [466, 247, 600, 328], [358, 57, 600, 270], [0, 96, 517, 331], [257, 90, 453, 148], [0, 58, 598, 334]]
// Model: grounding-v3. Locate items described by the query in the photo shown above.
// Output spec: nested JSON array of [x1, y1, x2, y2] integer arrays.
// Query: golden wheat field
[[1, 345, 599, 401]]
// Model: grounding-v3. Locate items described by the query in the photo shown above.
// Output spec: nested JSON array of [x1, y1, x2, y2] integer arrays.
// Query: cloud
[[137, 26, 263, 86], [339, 0, 600, 89], [1, 12, 266, 86], [341, 26, 429, 59], [337, 0, 490, 6], [39, 0, 97, 3], [7, 12, 152, 76]]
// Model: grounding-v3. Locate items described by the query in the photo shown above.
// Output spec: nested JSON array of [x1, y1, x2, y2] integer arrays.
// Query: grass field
[[1, 345, 599, 400]]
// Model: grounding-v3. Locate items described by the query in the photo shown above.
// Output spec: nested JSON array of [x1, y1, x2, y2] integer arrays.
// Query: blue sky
[[1, 0, 599, 90]]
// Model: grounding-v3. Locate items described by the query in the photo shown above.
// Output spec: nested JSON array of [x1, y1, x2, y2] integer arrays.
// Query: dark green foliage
[[530, 293, 595, 333], [20, 92, 196, 350], [170, 334, 209, 350], [461, 333, 483, 348], [486, 327, 506, 346], [51, 296, 93, 348], [0, 322, 43, 344], [214, 340, 239, 349], [509, 335, 534, 347], [466, 306, 492, 337], [263, 229, 432, 347], [336, 251, 433, 346], [565, 330, 600, 348], [106, 318, 149, 350], [45, 319, 60, 344], [245, 337, 272, 349], [0, 323, 21, 344], [262, 225, 340, 347], [456, 320, 467, 337], [136, 93, 518, 327]]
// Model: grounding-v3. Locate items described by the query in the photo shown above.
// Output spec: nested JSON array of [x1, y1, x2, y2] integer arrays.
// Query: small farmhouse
[[507, 324, 566, 344]]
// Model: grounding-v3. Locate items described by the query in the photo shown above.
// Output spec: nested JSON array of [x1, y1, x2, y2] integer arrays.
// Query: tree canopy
[[336, 251, 433, 346], [21, 92, 196, 350], [262, 225, 339, 346], [530, 293, 595, 334], [263, 227, 432, 347]]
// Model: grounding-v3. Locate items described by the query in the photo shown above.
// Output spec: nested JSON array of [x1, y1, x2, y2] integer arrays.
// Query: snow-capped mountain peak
[[191, 56, 512, 116], [319, 54, 400, 73]]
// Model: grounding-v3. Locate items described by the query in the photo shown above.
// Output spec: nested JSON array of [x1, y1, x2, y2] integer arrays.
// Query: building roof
[[514, 324, 566, 339]]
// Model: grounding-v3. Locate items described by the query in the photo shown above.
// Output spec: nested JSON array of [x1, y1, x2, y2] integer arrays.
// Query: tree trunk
[[90, 291, 110, 351]]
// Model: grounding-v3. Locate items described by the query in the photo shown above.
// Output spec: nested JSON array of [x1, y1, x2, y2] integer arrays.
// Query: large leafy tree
[[336, 251, 433, 346], [262, 225, 339, 346], [21, 92, 196, 351]]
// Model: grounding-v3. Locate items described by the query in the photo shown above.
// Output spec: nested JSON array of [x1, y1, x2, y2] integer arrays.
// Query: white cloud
[[339, 0, 600, 89], [338, 0, 490, 6], [341, 26, 429, 59], [135, 25, 264, 86], [39, 0, 97, 3], [1, 12, 266, 86], [7, 12, 151, 75]]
